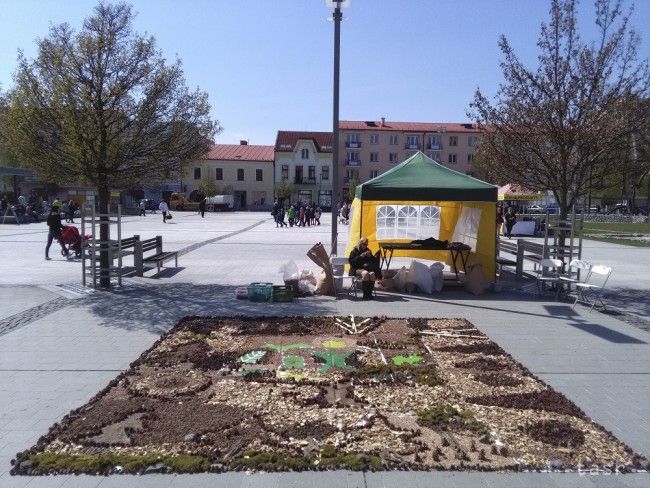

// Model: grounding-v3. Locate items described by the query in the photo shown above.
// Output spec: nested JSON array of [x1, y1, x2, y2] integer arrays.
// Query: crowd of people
[[272, 201, 322, 228]]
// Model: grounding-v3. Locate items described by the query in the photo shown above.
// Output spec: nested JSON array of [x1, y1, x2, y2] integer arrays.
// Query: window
[[428, 152, 441, 162], [321, 166, 329, 181], [370, 134, 379, 145], [468, 136, 478, 147], [449, 136, 458, 146], [346, 133, 360, 148], [215, 168, 223, 180], [406, 135, 419, 149], [346, 151, 360, 164], [376, 205, 440, 240], [193, 167, 201, 180], [428, 135, 442, 149], [370, 152, 379, 162], [448, 153, 457, 164], [389, 134, 399, 145], [301, 148, 310, 159], [281, 165, 289, 180], [308, 165, 316, 180], [256, 169, 263, 181], [237, 169, 244, 181], [467, 154, 474, 164], [369, 169, 378, 179], [389, 152, 398, 163]]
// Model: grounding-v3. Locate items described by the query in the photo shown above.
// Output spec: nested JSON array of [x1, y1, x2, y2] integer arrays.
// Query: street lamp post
[[326, 0, 349, 256]]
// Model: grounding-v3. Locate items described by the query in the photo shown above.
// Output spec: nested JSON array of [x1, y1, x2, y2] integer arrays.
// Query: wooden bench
[[134, 236, 178, 277], [496, 240, 517, 276], [516, 239, 546, 278], [115, 235, 140, 259]]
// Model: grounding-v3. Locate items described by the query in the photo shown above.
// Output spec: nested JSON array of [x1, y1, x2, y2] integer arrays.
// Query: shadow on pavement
[[605, 287, 650, 318], [78, 283, 337, 335]]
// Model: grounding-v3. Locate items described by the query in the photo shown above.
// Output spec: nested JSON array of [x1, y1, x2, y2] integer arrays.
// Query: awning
[[497, 183, 540, 201]]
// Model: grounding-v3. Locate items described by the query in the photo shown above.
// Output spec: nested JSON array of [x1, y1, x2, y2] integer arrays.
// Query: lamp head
[[325, 0, 350, 7]]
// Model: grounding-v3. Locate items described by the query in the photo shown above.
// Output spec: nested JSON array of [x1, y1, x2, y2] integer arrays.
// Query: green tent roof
[[355, 151, 497, 202]]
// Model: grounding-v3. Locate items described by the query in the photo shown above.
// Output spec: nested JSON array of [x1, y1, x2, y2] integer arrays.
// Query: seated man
[[348, 237, 382, 300]]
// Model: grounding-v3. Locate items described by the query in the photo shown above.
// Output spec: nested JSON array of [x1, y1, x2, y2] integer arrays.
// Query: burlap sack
[[464, 263, 487, 295]]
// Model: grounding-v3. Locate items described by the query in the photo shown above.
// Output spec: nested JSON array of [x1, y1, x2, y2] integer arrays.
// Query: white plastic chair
[[560, 259, 592, 288], [535, 258, 564, 300], [572, 264, 612, 312]]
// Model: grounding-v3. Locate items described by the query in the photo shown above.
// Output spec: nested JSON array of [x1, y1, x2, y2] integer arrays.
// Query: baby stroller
[[61, 225, 85, 257]]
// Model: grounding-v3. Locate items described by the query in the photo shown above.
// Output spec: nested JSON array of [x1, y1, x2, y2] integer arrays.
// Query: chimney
[[380, 117, 385, 127], [240, 140, 248, 145]]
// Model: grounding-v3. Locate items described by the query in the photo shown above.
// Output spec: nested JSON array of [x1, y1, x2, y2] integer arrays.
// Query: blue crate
[[247, 282, 273, 302]]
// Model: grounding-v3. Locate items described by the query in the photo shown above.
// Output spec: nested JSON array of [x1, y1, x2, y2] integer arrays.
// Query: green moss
[[320, 444, 337, 458], [29, 452, 210, 474], [416, 405, 489, 434], [319, 452, 383, 471], [230, 451, 311, 471], [358, 363, 442, 386]]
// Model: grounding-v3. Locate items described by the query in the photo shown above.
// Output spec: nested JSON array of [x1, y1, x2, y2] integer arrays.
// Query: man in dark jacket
[[45, 206, 68, 260]]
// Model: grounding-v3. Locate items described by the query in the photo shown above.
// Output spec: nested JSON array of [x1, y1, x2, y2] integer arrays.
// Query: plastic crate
[[247, 282, 273, 302], [272, 285, 294, 302]]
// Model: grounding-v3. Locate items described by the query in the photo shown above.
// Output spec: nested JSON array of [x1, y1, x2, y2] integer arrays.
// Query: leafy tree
[[0, 2, 220, 286], [275, 179, 293, 202], [348, 174, 360, 202], [197, 179, 219, 199], [469, 0, 649, 218]]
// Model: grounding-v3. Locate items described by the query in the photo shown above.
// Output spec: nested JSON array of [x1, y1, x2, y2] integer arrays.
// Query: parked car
[[526, 204, 544, 213]]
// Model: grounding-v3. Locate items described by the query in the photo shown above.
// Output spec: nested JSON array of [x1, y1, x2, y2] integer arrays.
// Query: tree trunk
[[97, 182, 111, 288]]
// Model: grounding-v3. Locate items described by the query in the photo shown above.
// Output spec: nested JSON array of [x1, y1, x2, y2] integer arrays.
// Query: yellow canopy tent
[[345, 152, 498, 278]]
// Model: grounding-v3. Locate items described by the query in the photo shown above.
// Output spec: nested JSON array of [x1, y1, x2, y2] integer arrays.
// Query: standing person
[[61, 200, 70, 223], [139, 199, 147, 216], [159, 200, 169, 223], [45, 205, 68, 260], [504, 206, 517, 239], [287, 205, 296, 227], [199, 198, 206, 218], [277, 206, 287, 227], [298, 206, 306, 227], [314, 205, 322, 226], [496, 207, 504, 237], [0, 196, 8, 215]]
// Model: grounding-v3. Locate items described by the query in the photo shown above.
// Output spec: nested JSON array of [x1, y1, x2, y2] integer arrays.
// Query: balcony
[[294, 177, 317, 185], [427, 143, 442, 150], [345, 141, 361, 149], [404, 143, 420, 150], [345, 159, 361, 167]]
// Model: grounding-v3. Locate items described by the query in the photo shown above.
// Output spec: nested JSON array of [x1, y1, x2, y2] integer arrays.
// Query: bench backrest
[[141, 237, 161, 254], [497, 240, 518, 255], [519, 239, 545, 255], [119, 235, 140, 249]]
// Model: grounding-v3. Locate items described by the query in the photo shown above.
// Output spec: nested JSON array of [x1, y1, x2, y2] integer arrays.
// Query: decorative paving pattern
[[176, 219, 267, 256], [0, 297, 72, 337]]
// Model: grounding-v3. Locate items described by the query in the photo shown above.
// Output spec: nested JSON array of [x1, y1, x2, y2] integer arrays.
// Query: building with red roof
[[337, 118, 482, 202], [185, 141, 275, 209], [274, 131, 333, 208]]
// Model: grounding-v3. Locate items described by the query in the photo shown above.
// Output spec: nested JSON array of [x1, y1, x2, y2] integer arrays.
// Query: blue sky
[[1, 0, 648, 145]]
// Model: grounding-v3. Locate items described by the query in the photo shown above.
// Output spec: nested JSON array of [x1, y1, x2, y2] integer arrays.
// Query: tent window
[[419, 206, 440, 238], [376, 204, 441, 241], [397, 206, 418, 239], [452, 206, 482, 252]]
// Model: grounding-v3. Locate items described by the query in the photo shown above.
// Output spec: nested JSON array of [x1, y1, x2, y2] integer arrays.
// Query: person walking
[[66, 200, 76, 224], [287, 205, 296, 227], [199, 198, 206, 218], [504, 206, 517, 239], [159, 200, 169, 223], [496, 207, 504, 237], [139, 199, 147, 216], [45, 205, 68, 260]]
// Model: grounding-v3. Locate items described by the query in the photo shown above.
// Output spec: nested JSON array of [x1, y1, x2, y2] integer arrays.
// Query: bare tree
[[0, 2, 220, 285], [469, 0, 649, 218]]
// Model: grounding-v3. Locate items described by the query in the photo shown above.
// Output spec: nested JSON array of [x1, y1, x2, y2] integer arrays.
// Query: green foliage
[[348, 174, 360, 201], [282, 355, 305, 369], [358, 363, 442, 386], [391, 354, 424, 366], [29, 452, 210, 474], [417, 405, 489, 434], [311, 350, 356, 372], [322, 340, 347, 349], [275, 179, 293, 201], [230, 451, 311, 471], [197, 179, 219, 199]]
